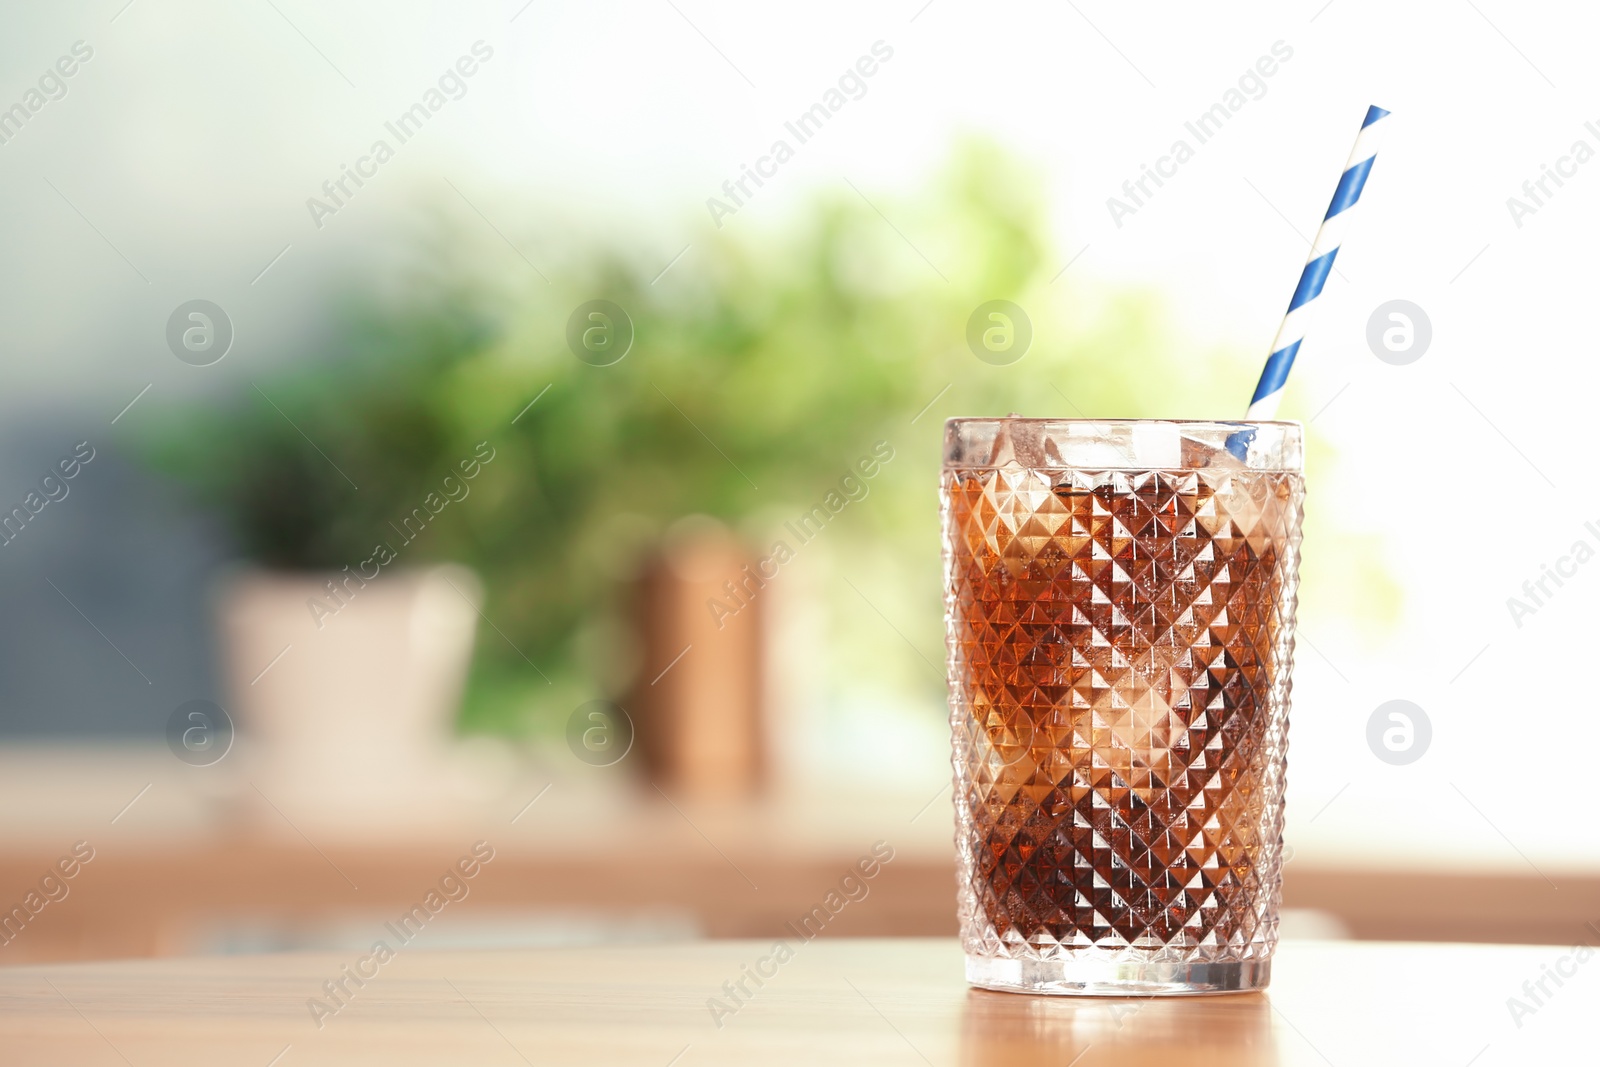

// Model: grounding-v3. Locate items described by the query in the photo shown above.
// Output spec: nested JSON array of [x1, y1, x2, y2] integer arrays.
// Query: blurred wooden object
[[1, 811, 1597, 965], [0, 939, 1586, 1065], [630, 519, 765, 798], [1282, 866, 1600, 944], [0, 741, 1593, 967], [0, 834, 952, 964]]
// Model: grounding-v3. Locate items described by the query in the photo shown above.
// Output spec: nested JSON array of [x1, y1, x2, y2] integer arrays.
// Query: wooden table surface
[[0, 938, 1587, 1065]]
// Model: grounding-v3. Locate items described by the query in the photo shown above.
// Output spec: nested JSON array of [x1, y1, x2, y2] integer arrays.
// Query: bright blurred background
[[0, 0, 1595, 962]]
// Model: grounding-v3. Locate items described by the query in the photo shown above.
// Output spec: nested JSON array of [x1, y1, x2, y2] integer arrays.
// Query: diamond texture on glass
[[944, 466, 1304, 965]]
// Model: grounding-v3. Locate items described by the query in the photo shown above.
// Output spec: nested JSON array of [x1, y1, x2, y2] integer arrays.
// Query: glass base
[[965, 953, 1270, 997]]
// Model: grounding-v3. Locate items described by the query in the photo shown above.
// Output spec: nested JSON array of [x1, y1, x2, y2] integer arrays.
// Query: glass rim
[[942, 417, 1302, 472], [941, 417, 1301, 428]]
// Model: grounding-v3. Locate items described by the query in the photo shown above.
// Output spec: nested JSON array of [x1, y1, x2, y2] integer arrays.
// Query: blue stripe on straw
[[1224, 426, 1256, 461], [1238, 104, 1388, 427], [1324, 154, 1375, 220], [1286, 249, 1338, 312], [1249, 340, 1301, 405]]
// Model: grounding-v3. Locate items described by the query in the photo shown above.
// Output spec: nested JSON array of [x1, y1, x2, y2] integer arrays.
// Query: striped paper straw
[[1245, 105, 1389, 420]]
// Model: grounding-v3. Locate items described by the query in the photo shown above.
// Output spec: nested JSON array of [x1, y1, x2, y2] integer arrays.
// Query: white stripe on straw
[[1245, 105, 1389, 421]]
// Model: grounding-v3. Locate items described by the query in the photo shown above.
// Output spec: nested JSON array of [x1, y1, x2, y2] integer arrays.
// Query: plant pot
[[216, 563, 483, 827]]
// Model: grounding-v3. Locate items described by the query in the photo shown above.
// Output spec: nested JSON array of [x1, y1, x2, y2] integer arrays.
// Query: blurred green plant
[[147, 136, 1396, 736]]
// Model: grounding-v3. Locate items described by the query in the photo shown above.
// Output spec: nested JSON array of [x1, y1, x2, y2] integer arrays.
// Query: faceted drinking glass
[[943, 418, 1304, 995]]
